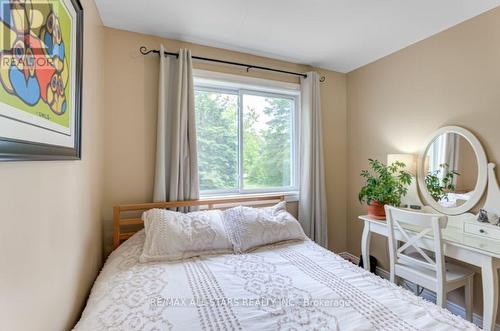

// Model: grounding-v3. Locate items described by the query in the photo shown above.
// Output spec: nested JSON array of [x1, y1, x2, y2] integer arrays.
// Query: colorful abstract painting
[[0, 0, 82, 160]]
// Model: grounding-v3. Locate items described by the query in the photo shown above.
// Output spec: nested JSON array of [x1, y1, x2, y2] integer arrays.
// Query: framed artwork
[[0, 0, 83, 161]]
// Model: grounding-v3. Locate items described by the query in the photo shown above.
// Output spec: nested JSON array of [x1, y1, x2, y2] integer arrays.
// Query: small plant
[[425, 163, 460, 201], [358, 159, 413, 207]]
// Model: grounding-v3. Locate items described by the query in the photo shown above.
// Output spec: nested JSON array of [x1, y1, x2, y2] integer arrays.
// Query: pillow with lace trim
[[222, 201, 307, 253], [140, 209, 233, 263]]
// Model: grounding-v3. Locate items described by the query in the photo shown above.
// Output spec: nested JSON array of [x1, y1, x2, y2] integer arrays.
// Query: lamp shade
[[387, 154, 417, 176]]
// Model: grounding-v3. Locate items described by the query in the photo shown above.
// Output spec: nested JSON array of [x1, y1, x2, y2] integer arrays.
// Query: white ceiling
[[95, 0, 500, 73]]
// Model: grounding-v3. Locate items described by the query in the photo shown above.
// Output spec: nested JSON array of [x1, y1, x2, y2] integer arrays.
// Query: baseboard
[[338, 252, 500, 331]]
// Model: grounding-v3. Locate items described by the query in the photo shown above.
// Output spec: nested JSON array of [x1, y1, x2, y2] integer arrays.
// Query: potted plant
[[425, 163, 460, 202], [358, 159, 412, 219]]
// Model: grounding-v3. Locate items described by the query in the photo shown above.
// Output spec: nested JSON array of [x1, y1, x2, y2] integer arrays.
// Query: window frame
[[194, 71, 300, 197]]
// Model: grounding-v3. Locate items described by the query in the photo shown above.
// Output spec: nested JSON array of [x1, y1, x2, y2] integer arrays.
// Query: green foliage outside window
[[243, 96, 292, 189], [195, 90, 293, 192], [195, 90, 238, 190]]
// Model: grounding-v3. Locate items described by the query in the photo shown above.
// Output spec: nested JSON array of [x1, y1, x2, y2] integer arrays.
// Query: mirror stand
[[483, 163, 500, 224]]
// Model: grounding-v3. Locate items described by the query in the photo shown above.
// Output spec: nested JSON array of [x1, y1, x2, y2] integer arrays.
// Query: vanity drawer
[[463, 223, 500, 241]]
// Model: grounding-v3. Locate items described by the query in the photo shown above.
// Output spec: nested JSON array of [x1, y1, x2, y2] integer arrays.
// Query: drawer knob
[[479, 229, 486, 234]]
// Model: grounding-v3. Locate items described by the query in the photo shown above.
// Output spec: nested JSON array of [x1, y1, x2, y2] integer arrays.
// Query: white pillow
[[222, 202, 307, 253], [139, 209, 233, 263]]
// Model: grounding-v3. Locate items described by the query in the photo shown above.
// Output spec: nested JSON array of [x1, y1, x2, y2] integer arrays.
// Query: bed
[[439, 191, 472, 208], [74, 196, 478, 331]]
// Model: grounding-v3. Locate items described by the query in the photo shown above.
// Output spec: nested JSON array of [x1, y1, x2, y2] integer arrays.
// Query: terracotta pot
[[367, 201, 386, 220]]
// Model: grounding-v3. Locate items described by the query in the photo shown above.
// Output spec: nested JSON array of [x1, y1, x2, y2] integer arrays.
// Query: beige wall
[[101, 27, 347, 255], [347, 6, 500, 322], [0, 0, 105, 330], [456, 137, 477, 192]]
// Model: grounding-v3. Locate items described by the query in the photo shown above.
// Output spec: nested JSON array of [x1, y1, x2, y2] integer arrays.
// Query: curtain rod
[[139, 46, 326, 82]]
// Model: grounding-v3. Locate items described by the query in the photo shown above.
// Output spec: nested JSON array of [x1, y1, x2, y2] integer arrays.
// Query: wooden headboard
[[112, 195, 285, 249]]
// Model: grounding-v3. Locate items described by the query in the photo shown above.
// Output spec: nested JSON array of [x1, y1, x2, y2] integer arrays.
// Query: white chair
[[385, 206, 474, 321]]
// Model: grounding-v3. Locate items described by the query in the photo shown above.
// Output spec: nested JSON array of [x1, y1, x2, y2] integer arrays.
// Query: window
[[194, 74, 299, 196]]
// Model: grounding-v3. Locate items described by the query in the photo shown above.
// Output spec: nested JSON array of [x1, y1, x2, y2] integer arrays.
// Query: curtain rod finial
[[304, 74, 326, 82], [139, 46, 149, 55]]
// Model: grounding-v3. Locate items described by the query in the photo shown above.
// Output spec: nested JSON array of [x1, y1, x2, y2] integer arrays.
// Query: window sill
[[200, 191, 299, 203]]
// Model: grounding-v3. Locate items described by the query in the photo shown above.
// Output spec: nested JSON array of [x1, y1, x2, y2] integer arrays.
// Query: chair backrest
[[385, 206, 448, 281]]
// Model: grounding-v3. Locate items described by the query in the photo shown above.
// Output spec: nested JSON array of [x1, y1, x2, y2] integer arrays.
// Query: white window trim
[[200, 191, 300, 202], [194, 69, 300, 94], [194, 70, 301, 198]]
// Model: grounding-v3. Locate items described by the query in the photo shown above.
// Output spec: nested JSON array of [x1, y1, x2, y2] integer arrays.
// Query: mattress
[[74, 231, 478, 331]]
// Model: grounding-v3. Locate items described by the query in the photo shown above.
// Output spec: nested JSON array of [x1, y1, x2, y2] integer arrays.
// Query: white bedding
[[74, 231, 478, 331]]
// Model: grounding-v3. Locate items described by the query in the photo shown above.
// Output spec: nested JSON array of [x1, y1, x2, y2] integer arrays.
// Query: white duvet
[[74, 231, 478, 331]]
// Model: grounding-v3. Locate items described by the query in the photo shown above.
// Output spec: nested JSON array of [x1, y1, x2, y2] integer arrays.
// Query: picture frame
[[0, 0, 83, 161]]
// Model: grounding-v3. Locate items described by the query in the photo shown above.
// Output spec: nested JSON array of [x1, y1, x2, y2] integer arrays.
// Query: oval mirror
[[417, 126, 487, 215]]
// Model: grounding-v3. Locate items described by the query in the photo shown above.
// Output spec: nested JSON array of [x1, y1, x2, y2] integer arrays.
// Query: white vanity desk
[[358, 213, 500, 330], [358, 127, 500, 331]]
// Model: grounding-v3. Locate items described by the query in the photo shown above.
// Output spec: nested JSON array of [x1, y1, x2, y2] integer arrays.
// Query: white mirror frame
[[417, 126, 488, 215]]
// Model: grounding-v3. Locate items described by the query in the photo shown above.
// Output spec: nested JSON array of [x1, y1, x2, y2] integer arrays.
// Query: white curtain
[[299, 71, 328, 247], [443, 133, 459, 177], [153, 45, 199, 203], [428, 132, 460, 183]]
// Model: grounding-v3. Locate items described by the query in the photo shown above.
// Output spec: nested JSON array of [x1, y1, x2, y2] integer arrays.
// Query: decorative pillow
[[139, 209, 233, 263], [222, 201, 307, 253]]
